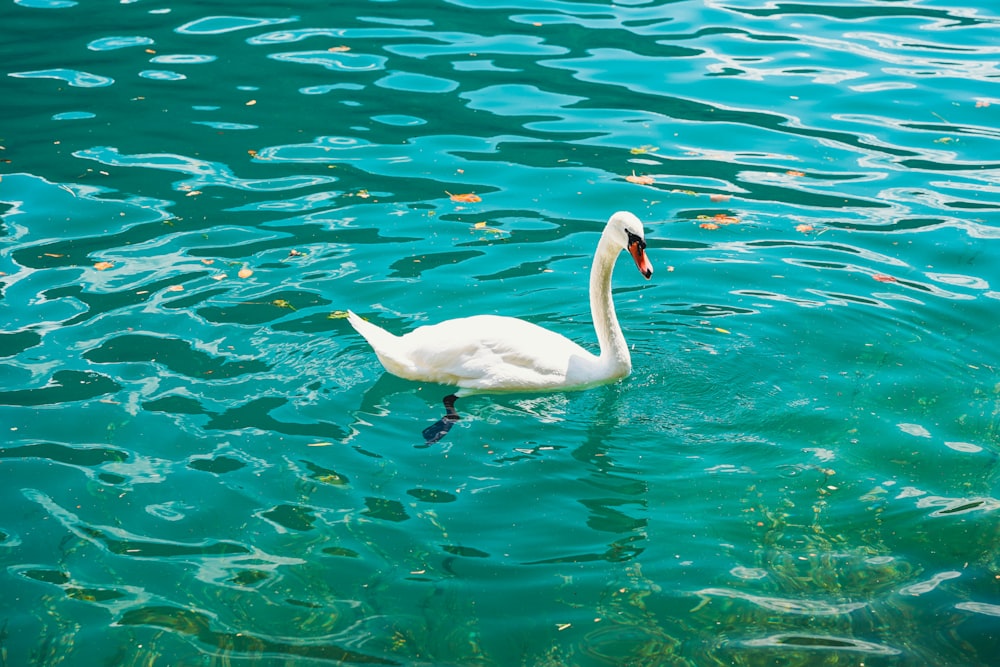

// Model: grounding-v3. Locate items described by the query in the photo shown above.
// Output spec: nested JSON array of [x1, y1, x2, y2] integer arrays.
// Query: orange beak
[[629, 238, 653, 279]]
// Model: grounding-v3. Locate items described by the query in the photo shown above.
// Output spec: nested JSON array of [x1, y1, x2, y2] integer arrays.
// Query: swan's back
[[348, 312, 602, 392]]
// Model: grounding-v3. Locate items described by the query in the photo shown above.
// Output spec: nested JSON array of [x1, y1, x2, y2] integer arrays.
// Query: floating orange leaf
[[700, 222, 720, 230], [166, 284, 184, 292], [448, 192, 481, 203], [786, 170, 805, 177], [238, 266, 253, 279], [709, 193, 732, 203], [975, 99, 991, 108], [328, 45, 351, 52], [200, 258, 215, 265], [698, 213, 740, 225], [94, 261, 114, 271], [795, 224, 814, 233], [873, 273, 897, 283], [626, 172, 655, 185]]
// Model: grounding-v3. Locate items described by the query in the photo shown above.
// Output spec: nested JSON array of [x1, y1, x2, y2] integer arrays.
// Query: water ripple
[[695, 587, 867, 615], [268, 50, 388, 72], [73, 146, 337, 192], [87, 35, 155, 51], [9, 68, 113, 87], [742, 633, 901, 656], [175, 15, 298, 35]]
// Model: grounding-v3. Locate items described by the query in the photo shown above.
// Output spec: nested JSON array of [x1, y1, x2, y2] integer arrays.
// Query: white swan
[[347, 210, 653, 441]]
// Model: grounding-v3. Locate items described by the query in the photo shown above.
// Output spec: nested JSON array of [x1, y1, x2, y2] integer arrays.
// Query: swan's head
[[606, 211, 653, 279]]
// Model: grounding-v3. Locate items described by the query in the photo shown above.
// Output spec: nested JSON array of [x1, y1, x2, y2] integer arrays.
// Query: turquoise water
[[2, 0, 1000, 664]]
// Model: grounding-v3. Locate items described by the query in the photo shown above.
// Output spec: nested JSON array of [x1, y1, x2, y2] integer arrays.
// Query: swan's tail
[[347, 311, 418, 378], [346, 310, 398, 351]]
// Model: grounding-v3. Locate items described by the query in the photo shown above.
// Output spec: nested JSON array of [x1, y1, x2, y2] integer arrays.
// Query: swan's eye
[[626, 230, 646, 250]]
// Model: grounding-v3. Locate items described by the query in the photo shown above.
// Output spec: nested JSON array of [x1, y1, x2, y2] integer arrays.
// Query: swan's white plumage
[[348, 211, 652, 396]]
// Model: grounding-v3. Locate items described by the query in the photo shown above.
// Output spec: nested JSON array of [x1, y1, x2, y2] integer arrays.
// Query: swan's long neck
[[590, 232, 631, 377]]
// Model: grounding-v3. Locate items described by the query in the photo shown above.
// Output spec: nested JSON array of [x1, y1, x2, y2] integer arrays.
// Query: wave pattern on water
[[2, 0, 1000, 665]]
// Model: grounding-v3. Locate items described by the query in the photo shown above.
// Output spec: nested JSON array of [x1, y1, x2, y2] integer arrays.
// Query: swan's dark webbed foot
[[420, 394, 461, 446]]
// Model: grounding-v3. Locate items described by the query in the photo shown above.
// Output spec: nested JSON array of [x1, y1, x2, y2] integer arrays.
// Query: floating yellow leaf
[[272, 299, 296, 310], [472, 221, 505, 235], [328, 310, 350, 319], [448, 192, 482, 203], [93, 261, 114, 271], [307, 441, 334, 447], [328, 45, 351, 52], [629, 145, 659, 155], [715, 327, 731, 334]]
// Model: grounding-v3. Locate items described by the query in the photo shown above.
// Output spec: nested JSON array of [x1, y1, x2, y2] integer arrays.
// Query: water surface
[[2, 0, 999, 665]]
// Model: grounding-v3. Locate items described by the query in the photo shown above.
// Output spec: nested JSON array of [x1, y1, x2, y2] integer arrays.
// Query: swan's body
[[347, 211, 653, 401], [348, 313, 606, 393]]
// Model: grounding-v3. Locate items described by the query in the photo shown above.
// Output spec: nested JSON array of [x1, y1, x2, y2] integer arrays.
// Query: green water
[[2, 0, 999, 665]]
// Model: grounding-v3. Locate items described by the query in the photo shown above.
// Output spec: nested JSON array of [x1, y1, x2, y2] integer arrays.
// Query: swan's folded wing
[[399, 315, 595, 391]]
